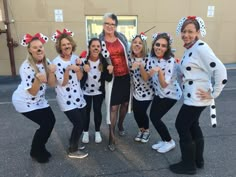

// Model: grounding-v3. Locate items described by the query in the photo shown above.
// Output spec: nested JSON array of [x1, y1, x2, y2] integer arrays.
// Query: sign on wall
[[54, 9, 63, 22]]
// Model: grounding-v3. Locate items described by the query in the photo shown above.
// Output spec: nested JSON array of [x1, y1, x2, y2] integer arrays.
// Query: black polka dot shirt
[[146, 56, 182, 100], [179, 40, 227, 106], [128, 57, 154, 101], [52, 54, 86, 111], [12, 60, 49, 113]]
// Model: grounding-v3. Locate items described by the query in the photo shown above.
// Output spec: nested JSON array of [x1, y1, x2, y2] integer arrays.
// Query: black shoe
[[42, 148, 52, 158], [196, 160, 204, 169], [170, 161, 196, 175], [170, 141, 196, 175], [30, 149, 50, 163]]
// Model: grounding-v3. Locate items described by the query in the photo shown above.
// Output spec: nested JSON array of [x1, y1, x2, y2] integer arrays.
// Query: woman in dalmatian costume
[[169, 16, 227, 175], [128, 33, 154, 143], [145, 32, 182, 153], [12, 33, 56, 163], [99, 13, 131, 151], [51, 29, 88, 159], [78, 38, 113, 144]]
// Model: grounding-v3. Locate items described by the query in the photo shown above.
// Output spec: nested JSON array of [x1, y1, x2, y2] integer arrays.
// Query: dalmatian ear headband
[[131, 32, 147, 41], [51, 28, 74, 42], [176, 16, 206, 37], [152, 32, 173, 44], [21, 33, 49, 47]]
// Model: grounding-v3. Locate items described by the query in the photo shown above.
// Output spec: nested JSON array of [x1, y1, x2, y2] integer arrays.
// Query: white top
[[12, 59, 49, 113], [128, 57, 154, 101], [146, 56, 182, 100], [179, 40, 227, 106], [81, 59, 102, 96], [52, 54, 86, 112]]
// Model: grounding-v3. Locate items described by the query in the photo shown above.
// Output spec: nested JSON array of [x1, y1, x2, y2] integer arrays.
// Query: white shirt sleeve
[[197, 44, 227, 98]]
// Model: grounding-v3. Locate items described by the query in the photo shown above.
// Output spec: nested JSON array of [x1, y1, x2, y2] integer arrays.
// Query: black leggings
[[64, 107, 86, 152], [175, 104, 206, 143], [84, 94, 103, 131], [150, 96, 177, 141], [133, 97, 152, 130], [22, 107, 55, 151]]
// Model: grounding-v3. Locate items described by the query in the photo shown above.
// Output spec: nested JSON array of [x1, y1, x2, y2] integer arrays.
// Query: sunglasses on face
[[104, 22, 116, 27], [155, 42, 167, 48]]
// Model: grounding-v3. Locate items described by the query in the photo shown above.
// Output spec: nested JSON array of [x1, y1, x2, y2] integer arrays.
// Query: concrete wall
[[0, 0, 236, 75]]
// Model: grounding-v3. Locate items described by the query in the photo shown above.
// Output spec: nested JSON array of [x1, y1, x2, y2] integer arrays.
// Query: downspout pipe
[[3, 0, 16, 76]]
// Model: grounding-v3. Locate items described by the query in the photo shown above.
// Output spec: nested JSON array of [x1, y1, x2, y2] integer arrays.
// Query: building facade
[[0, 0, 236, 75]]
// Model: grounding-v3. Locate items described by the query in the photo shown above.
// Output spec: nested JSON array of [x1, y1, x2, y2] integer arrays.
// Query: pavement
[[0, 65, 236, 177]]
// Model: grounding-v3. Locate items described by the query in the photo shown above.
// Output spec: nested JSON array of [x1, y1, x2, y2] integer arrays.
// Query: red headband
[[21, 33, 48, 47]]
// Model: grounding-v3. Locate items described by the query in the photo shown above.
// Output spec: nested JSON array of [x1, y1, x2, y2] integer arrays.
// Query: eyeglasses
[[155, 42, 167, 48], [104, 22, 116, 27]]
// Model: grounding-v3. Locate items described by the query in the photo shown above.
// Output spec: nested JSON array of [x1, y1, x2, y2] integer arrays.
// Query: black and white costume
[[12, 58, 55, 162], [52, 54, 86, 152], [146, 56, 182, 142], [128, 56, 154, 130], [179, 40, 227, 106], [80, 57, 112, 132], [53, 54, 86, 111], [12, 60, 49, 112]]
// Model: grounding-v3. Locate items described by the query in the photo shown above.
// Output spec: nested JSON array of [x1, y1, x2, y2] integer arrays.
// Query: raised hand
[[107, 65, 114, 74], [36, 73, 47, 83]]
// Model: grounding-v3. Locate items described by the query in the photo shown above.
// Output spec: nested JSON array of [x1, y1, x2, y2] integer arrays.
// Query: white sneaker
[[152, 140, 165, 150], [68, 150, 88, 159], [157, 139, 176, 153], [95, 131, 102, 143], [82, 132, 89, 143]]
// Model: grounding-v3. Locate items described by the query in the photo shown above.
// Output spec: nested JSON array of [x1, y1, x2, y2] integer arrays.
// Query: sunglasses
[[104, 22, 116, 27], [155, 42, 167, 48]]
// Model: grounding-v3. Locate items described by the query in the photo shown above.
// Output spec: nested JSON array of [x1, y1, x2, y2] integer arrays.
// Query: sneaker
[[82, 132, 89, 143], [152, 141, 165, 150], [68, 150, 88, 159], [118, 130, 126, 136], [78, 145, 85, 150], [134, 131, 143, 142], [141, 131, 150, 143], [108, 143, 116, 151], [95, 131, 102, 143], [157, 139, 176, 153]]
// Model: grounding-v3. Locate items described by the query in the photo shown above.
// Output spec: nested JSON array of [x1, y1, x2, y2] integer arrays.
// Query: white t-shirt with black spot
[[179, 40, 227, 106], [146, 56, 182, 100], [12, 60, 49, 113], [82, 59, 102, 96], [128, 57, 154, 101], [52, 54, 86, 112]]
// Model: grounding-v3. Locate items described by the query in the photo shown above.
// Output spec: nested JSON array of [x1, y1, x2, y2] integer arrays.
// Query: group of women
[[12, 13, 227, 175]]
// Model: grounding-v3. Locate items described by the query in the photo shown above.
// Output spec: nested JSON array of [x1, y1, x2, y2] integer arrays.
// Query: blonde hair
[[130, 35, 148, 58], [27, 37, 49, 76]]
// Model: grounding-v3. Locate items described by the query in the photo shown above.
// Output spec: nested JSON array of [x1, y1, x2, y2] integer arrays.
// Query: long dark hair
[[86, 38, 105, 71], [150, 33, 174, 60]]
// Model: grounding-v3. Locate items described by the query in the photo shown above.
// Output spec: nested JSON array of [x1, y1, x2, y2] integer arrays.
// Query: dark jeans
[[175, 104, 206, 143], [84, 94, 103, 131], [150, 96, 177, 141], [133, 97, 152, 130], [22, 107, 56, 152], [64, 107, 86, 152]]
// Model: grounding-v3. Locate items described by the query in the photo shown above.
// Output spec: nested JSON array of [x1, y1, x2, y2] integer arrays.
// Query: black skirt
[[110, 74, 130, 106]]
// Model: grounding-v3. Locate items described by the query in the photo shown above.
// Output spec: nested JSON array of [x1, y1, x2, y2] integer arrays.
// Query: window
[[86, 16, 137, 44]]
